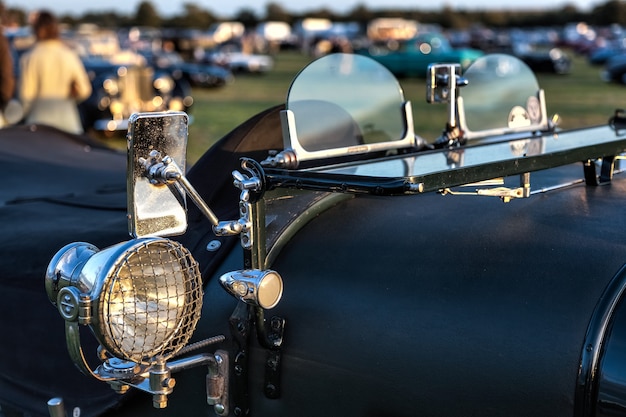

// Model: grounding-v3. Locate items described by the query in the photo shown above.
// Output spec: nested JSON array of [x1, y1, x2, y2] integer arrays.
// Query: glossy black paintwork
[[7, 105, 626, 417], [64, 159, 626, 417], [590, 266, 626, 417]]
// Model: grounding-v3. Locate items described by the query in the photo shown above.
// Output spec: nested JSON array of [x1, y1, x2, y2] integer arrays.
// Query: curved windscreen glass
[[286, 53, 409, 153], [461, 54, 542, 132]]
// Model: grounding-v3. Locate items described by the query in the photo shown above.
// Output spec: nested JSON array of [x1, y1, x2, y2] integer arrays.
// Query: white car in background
[[205, 42, 274, 74]]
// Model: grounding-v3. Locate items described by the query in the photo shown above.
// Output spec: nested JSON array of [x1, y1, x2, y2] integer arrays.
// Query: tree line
[[5, 0, 626, 30]]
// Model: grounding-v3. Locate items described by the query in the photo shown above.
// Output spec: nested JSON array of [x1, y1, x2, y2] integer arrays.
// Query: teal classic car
[[358, 32, 483, 77]]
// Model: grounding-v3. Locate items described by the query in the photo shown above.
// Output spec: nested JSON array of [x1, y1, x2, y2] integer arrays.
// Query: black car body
[[3, 53, 626, 417]]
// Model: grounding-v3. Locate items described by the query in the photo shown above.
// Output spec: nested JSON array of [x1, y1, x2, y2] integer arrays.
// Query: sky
[[7, 0, 603, 18]]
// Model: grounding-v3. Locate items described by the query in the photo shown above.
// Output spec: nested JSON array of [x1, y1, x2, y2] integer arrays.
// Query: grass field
[[180, 51, 626, 163]]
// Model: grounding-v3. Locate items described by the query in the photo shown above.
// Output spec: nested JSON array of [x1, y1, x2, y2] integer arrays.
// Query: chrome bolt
[[162, 378, 176, 389], [153, 394, 168, 409]]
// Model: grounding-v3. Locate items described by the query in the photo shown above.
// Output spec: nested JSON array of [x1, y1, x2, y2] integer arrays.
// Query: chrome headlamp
[[103, 77, 119, 96], [45, 237, 203, 365], [153, 75, 174, 94]]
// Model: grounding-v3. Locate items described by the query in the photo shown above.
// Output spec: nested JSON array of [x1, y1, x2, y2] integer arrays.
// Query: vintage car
[[588, 44, 625, 66], [146, 50, 234, 88], [4, 26, 195, 134], [126, 30, 235, 89], [78, 56, 195, 133], [601, 52, 626, 84], [203, 43, 274, 74], [356, 32, 483, 77], [4, 52, 626, 417], [507, 42, 572, 74]]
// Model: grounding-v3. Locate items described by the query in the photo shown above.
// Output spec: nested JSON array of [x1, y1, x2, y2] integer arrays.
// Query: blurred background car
[[509, 42, 572, 74], [146, 47, 234, 87], [601, 53, 626, 84], [69, 27, 195, 133], [79, 57, 194, 133], [355, 32, 483, 77], [588, 40, 626, 66], [203, 42, 274, 74], [5, 25, 196, 134]]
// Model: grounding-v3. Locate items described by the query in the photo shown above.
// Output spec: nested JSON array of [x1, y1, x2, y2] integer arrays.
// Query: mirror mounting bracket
[[213, 159, 265, 250], [141, 152, 266, 250], [62, 307, 229, 411]]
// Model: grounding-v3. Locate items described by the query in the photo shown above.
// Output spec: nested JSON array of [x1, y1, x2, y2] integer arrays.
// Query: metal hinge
[[440, 173, 531, 203]]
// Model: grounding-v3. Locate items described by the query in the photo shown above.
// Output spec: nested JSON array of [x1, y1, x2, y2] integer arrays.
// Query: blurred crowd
[[3, 7, 626, 135]]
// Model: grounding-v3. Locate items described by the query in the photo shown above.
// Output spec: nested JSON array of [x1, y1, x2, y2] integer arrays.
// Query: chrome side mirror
[[426, 63, 464, 104], [127, 111, 189, 238], [427, 63, 468, 146]]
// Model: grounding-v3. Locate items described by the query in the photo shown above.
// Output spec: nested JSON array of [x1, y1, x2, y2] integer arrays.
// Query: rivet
[[265, 383, 277, 396]]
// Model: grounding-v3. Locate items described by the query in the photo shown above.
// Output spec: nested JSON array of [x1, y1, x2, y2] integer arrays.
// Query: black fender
[[0, 125, 128, 417], [245, 168, 626, 416]]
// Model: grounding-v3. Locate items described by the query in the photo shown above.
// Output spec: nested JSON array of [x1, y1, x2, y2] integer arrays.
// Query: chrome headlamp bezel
[[46, 237, 203, 365]]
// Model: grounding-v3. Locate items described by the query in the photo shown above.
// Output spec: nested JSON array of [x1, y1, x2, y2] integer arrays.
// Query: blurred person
[[0, 1, 14, 127], [19, 10, 91, 134]]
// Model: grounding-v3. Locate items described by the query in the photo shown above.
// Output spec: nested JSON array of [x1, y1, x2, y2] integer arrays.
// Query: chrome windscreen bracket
[[213, 162, 263, 250]]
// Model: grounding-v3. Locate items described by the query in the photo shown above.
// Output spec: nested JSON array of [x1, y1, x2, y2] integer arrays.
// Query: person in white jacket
[[19, 10, 91, 134]]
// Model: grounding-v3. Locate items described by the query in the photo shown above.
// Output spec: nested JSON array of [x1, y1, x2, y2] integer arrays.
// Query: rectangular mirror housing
[[427, 63, 461, 104], [127, 112, 189, 238]]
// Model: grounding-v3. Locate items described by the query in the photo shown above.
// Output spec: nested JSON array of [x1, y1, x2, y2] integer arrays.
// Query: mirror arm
[[176, 170, 220, 227], [142, 152, 267, 249], [141, 151, 220, 227]]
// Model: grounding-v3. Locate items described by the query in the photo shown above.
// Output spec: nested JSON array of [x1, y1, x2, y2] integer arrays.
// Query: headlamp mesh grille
[[102, 239, 202, 364]]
